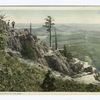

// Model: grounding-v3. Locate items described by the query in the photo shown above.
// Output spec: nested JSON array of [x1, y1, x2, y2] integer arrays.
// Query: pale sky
[[1, 7, 100, 24]]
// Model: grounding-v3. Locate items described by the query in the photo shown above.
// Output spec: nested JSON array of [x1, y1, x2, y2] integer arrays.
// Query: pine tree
[[43, 16, 55, 47], [63, 44, 73, 61], [63, 44, 67, 57]]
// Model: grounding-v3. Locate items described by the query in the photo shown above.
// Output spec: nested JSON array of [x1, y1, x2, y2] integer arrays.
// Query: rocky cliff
[[0, 19, 100, 91], [5, 28, 98, 78], [0, 19, 100, 92]]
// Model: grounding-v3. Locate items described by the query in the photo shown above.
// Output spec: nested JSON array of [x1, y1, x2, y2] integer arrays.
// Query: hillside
[[0, 19, 100, 91]]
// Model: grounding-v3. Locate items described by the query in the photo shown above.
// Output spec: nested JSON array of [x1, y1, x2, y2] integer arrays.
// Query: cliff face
[[6, 30, 97, 76], [7, 32, 72, 75]]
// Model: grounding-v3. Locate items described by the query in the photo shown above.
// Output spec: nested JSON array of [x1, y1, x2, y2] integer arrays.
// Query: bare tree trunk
[[49, 30, 51, 47], [49, 18, 52, 47], [30, 23, 32, 34], [54, 28, 57, 50]]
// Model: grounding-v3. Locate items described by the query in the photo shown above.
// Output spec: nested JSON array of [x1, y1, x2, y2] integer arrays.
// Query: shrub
[[41, 70, 56, 91]]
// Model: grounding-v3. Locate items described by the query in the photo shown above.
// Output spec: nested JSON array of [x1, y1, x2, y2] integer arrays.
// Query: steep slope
[[6, 28, 99, 78], [0, 19, 100, 91], [7, 31, 73, 75]]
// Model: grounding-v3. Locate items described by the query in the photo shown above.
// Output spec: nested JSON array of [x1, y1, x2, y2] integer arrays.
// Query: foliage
[[41, 71, 100, 92], [0, 17, 100, 92], [41, 70, 56, 91], [63, 44, 73, 61], [0, 17, 8, 50], [0, 51, 46, 91], [0, 26, 5, 50], [52, 77, 100, 92], [63, 44, 67, 57], [21, 41, 37, 60], [0, 50, 100, 92], [0, 36, 4, 50]]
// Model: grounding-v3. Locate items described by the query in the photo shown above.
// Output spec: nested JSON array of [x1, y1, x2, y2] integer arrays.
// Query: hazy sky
[[1, 7, 100, 24]]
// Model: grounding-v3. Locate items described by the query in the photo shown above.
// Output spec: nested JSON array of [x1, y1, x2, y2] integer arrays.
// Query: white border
[[0, 95, 100, 100], [0, 0, 100, 5], [0, 0, 100, 100]]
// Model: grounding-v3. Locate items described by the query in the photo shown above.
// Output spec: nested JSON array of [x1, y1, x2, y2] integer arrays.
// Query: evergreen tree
[[63, 44, 73, 61], [43, 16, 55, 47], [63, 44, 67, 57]]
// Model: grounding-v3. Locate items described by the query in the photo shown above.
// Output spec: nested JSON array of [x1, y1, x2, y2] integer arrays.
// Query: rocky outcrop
[[0, 18, 100, 89], [7, 32, 73, 74], [6, 29, 98, 76], [44, 51, 73, 75], [7, 36, 21, 51], [69, 58, 97, 75]]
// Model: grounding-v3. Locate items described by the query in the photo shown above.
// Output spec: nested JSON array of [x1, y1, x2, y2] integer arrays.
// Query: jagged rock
[[7, 36, 21, 51], [45, 51, 73, 75], [6, 30, 98, 76], [5, 48, 22, 57], [7, 32, 73, 74], [84, 66, 93, 73], [83, 66, 96, 74], [70, 62, 83, 74], [37, 58, 48, 67]]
